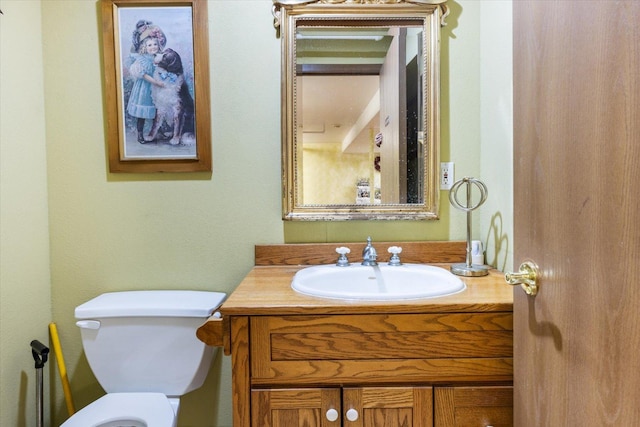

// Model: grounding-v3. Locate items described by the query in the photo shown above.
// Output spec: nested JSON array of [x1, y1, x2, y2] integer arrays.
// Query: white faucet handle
[[335, 247, 351, 267], [387, 246, 403, 266]]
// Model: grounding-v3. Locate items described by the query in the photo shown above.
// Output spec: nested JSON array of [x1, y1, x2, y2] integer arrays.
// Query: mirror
[[274, 0, 448, 220]]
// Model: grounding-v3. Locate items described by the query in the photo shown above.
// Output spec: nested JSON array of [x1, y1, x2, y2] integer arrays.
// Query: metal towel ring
[[449, 177, 489, 277], [449, 177, 488, 212]]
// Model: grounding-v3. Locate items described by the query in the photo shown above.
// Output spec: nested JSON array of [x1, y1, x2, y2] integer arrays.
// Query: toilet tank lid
[[75, 290, 226, 319]]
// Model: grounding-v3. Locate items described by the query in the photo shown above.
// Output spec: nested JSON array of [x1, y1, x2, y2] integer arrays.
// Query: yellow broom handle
[[49, 323, 75, 416]]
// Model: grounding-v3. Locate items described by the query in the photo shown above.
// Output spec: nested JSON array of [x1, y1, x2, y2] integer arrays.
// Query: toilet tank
[[75, 290, 226, 397]]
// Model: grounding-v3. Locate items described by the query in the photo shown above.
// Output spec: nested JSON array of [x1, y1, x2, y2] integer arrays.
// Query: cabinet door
[[435, 386, 513, 427], [251, 388, 341, 427], [343, 387, 433, 427]]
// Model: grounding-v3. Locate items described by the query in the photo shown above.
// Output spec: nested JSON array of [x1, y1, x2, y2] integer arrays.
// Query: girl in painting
[[126, 20, 166, 143]]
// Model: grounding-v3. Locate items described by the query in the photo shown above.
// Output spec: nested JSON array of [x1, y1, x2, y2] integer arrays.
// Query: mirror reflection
[[297, 25, 424, 205], [276, 1, 446, 220]]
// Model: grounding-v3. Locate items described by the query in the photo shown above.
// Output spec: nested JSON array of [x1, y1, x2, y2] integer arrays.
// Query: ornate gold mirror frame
[[274, 0, 448, 220]]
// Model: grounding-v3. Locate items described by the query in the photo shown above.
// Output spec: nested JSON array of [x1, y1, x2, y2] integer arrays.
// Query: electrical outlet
[[441, 162, 454, 190]]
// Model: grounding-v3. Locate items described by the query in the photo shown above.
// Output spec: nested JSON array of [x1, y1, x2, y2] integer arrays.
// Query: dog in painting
[[145, 48, 195, 145]]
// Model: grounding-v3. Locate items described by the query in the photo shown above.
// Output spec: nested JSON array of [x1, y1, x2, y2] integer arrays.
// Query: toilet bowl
[[60, 290, 226, 427], [61, 393, 177, 427]]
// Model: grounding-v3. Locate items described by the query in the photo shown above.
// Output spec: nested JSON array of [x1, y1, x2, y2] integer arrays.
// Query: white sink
[[291, 263, 466, 301]]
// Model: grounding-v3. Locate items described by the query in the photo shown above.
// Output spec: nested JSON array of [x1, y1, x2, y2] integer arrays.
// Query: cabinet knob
[[325, 409, 339, 422], [346, 408, 359, 421]]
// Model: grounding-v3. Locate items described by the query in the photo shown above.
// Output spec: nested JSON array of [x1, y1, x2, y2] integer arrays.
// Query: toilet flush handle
[[76, 320, 101, 330]]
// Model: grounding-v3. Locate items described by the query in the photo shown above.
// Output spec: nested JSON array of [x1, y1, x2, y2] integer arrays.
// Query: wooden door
[[251, 388, 341, 427], [513, 1, 640, 425], [380, 27, 408, 203], [343, 387, 432, 427]]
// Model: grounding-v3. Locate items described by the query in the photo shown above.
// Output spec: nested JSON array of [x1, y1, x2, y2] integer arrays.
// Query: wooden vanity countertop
[[220, 264, 512, 316]]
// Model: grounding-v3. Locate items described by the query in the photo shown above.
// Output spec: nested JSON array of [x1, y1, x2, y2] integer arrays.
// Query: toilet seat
[[60, 393, 176, 427]]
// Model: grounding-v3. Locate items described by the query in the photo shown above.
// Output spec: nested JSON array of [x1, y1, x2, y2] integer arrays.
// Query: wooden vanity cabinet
[[233, 311, 513, 427], [200, 244, 515, 427]]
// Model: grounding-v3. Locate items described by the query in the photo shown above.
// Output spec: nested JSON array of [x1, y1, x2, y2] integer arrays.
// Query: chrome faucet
[[361, 237, 378, 266]]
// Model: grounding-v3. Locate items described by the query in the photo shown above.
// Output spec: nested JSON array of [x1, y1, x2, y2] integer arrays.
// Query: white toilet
[[61, 290, 226, 427]]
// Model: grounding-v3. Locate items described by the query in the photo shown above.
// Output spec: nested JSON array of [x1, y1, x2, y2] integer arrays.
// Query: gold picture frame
[[102, 0, 211, 173]]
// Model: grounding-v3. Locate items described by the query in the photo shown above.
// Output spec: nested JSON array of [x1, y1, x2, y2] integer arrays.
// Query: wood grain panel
[[344, 387, 433, 427], [257, 313, 513, 333], [359, 387, 415, 407], [364, 408, 412, 427], [252, 358, 513, 385], [231, 317, 250, 427], [195, 315, 228, 352], [271, 331, 513, 360], [253, 313, 511, 370], [435, 386, 513, 427], [454, 407, 512, 426], [451, 386, 512, 407], [251, 314, 512, 384], [513, 1, 640, 425], [251, 388, 340, 427], [255, 241, 467, 265]]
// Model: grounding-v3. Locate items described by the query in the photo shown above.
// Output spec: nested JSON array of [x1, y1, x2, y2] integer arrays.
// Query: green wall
[[0, 2, 53, 425], [0, 1, 512, 426], [43, 2, 282, 425]]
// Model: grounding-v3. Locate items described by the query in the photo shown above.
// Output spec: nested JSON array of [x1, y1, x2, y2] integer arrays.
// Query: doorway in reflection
[[296, 27, 423, 205]]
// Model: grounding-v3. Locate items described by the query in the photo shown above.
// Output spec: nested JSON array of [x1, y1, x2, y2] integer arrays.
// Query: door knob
[[505, 261, 539, 296]]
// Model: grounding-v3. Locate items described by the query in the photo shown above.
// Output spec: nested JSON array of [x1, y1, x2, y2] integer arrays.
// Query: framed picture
[[102, 0, 211, 173]]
